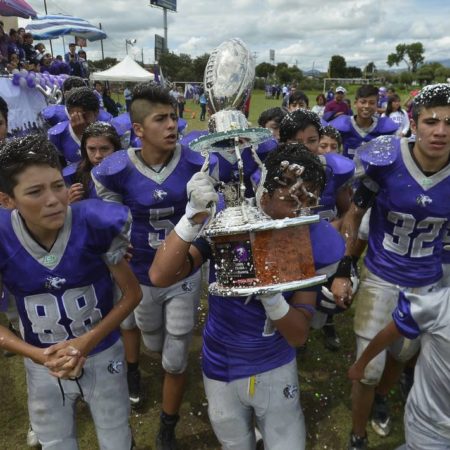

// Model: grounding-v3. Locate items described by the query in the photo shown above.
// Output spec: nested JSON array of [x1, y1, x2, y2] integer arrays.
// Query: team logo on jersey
[[153, 189, 168, 201], [182, 281, 194, 292], [283, 384, 299, 399], [107, 360, 123, 374], [416, 194, 432, 207], [45, 276, 67, 290]]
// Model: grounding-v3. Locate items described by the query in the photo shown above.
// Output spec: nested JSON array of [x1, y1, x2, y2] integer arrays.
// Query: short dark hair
[[412, 83, 450, 122], [263, 142, 326, 195], [279, 109, 323, 143], [258, 107, 286, 128], [288, 91, 310, 107], [62, 76, 86, 94], [65, 87, 99, 113], [355, 84, 379, 99], [0, 134, 61, 196], [69, 43, 76, 47], [130, 83, 175, 124]]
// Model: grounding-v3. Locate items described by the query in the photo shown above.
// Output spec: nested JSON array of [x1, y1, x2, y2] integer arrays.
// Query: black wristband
[[334, 256, 353, 278], [353, 178, 378, 209]]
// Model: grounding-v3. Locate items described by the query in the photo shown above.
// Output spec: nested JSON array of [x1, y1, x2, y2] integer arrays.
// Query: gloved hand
[[185, 172, 219, 220]]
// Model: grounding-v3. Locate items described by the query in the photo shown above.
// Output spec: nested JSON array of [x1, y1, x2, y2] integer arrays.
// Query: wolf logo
[[107, 360, 123, 374], [416, 194, 432, 207], [45, 276, 67, 290], [153, 189, 168, 201]]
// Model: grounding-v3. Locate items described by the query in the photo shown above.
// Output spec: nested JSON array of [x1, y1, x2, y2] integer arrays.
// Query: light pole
[[125, 38, 137, 55]]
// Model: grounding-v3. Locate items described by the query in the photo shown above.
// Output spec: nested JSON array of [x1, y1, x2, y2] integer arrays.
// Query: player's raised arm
[[150, 171, 218, 286]]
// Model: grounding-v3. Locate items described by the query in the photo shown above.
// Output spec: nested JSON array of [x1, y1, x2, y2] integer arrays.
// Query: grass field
[[0, 87, 409, 449]]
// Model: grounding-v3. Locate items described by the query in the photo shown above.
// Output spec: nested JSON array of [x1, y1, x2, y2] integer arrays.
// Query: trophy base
[[209, 275, 327, 297]]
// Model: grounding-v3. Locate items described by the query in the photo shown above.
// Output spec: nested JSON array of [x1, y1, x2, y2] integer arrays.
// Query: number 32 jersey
[[357, 136, 450, 287], [0, 201, 131, 352]]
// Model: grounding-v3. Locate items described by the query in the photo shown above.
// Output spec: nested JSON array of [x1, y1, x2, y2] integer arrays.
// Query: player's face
[[0, 112, 7, 141], [318, 136, 339, 154], [261, 182, 319, 219], [133, 103, 178, 154], [412, 106, 450, 165], [8, 165, 68, 241], [355, 95, 377, 120], [68, 106, 98, 126], [288, 126, 320, 154], [85, 136, 115, 166], [288, 100, 308, 112], [265, 119, 280, 141]]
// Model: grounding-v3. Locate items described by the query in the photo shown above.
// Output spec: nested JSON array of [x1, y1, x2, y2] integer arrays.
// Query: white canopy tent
[[90, 55, 154, 82]]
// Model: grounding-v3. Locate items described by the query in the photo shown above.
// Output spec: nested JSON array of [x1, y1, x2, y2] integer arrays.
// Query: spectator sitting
[[78, 50, 89, 78], [103, 87, 119, 117], [323, 86, 350, 121], [22, 33, 36, 64]]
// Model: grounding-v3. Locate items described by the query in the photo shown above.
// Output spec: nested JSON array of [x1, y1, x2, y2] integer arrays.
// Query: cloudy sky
[[21, 0, 450, 72]]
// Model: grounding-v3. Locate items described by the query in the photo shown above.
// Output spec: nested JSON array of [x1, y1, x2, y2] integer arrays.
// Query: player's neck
[[140, 145, 174, 166], [22, 217, 60, 252], [412, 143, 449, 173], [355, 115, 373, 129]]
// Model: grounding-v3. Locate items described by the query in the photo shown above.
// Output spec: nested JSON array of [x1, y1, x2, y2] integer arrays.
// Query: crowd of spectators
[[0, 21, 89, 77]]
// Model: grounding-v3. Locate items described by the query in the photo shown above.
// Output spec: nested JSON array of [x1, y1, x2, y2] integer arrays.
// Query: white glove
[[185, 172, 218, 220], [259, 292, 290, 321]]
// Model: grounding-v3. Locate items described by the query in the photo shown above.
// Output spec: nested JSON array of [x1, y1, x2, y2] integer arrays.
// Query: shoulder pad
[[181, 144, 218, 172], [178, 118, 187, 134], [324, 153, 355, 177], [42, 105, 67, 125], [73, 200, 130, 245], [310, 220, 345, 270], [92, 150, 130, 178], [62, 162, 78, 183], [357, 135, 401, 167], [320, 118, 328, 127], [111, 113, 131, 135], [330, 115, 351, 132], [98, 109, 113, 122], [180, 130, 208, 149], [47, 120, 69, 136], [377, 116, 399, 134], [256, 137, 277, 156]]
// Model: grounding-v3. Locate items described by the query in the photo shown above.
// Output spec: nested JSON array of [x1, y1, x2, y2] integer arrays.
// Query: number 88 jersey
[[0, 200, 131, 353], [357, 136, 450, 287]]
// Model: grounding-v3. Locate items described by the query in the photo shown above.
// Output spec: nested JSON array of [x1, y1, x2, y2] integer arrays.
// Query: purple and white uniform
[[192, 220, 344, 449], [93, 145, 216, 374], [393, 289, 450, 447], [0, 200, 133, 450], [331, 114, 398, 159], [48, 120, 82, 165]]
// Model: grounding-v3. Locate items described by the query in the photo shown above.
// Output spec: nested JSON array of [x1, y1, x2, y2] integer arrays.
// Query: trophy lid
[[203, 205, 320, 238]]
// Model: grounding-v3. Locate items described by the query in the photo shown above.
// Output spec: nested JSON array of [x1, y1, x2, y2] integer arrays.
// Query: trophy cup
[[190, 38, 326, 296]]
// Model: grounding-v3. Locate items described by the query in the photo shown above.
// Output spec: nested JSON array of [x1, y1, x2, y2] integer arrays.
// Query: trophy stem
[[234, 136, 246, 205]]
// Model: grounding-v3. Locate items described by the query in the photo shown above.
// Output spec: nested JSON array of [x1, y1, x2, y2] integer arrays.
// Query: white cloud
[[20, 0, 450, 71]]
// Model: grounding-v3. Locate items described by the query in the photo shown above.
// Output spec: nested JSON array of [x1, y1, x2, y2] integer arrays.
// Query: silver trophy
[[190, 38, 325, 296]]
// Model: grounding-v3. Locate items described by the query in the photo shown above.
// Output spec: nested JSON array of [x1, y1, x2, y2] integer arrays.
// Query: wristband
[[292, 303, 316, 316], [260, 292, 290, 321], [334, 256, 353, 279], [174, 215, 203, 243], [353, 177, 378, 209]]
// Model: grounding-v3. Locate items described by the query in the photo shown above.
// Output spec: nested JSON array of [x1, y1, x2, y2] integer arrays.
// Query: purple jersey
[[317, 153, 355, 221], [331, 115, 398, 159], [0, 200, 130, 353], [357, 136, 450, 287], [194, 219, 344, 382], [48, 120, 81, 164], [92, 145, 215, 285]]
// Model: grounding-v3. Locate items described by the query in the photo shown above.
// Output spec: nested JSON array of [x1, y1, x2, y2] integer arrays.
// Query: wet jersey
[[0, 200, 131, 353], [317, 153, 355, 221], [193, 219, 344, 382], [331, 114, 398, 159], [48, 120, 81, 165], [92, 145, 214, 285], [357, 136, 450, 287]]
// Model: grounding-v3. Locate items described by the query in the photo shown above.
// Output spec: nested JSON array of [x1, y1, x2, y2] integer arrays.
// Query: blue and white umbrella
[[25, 14, 107, 41]]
